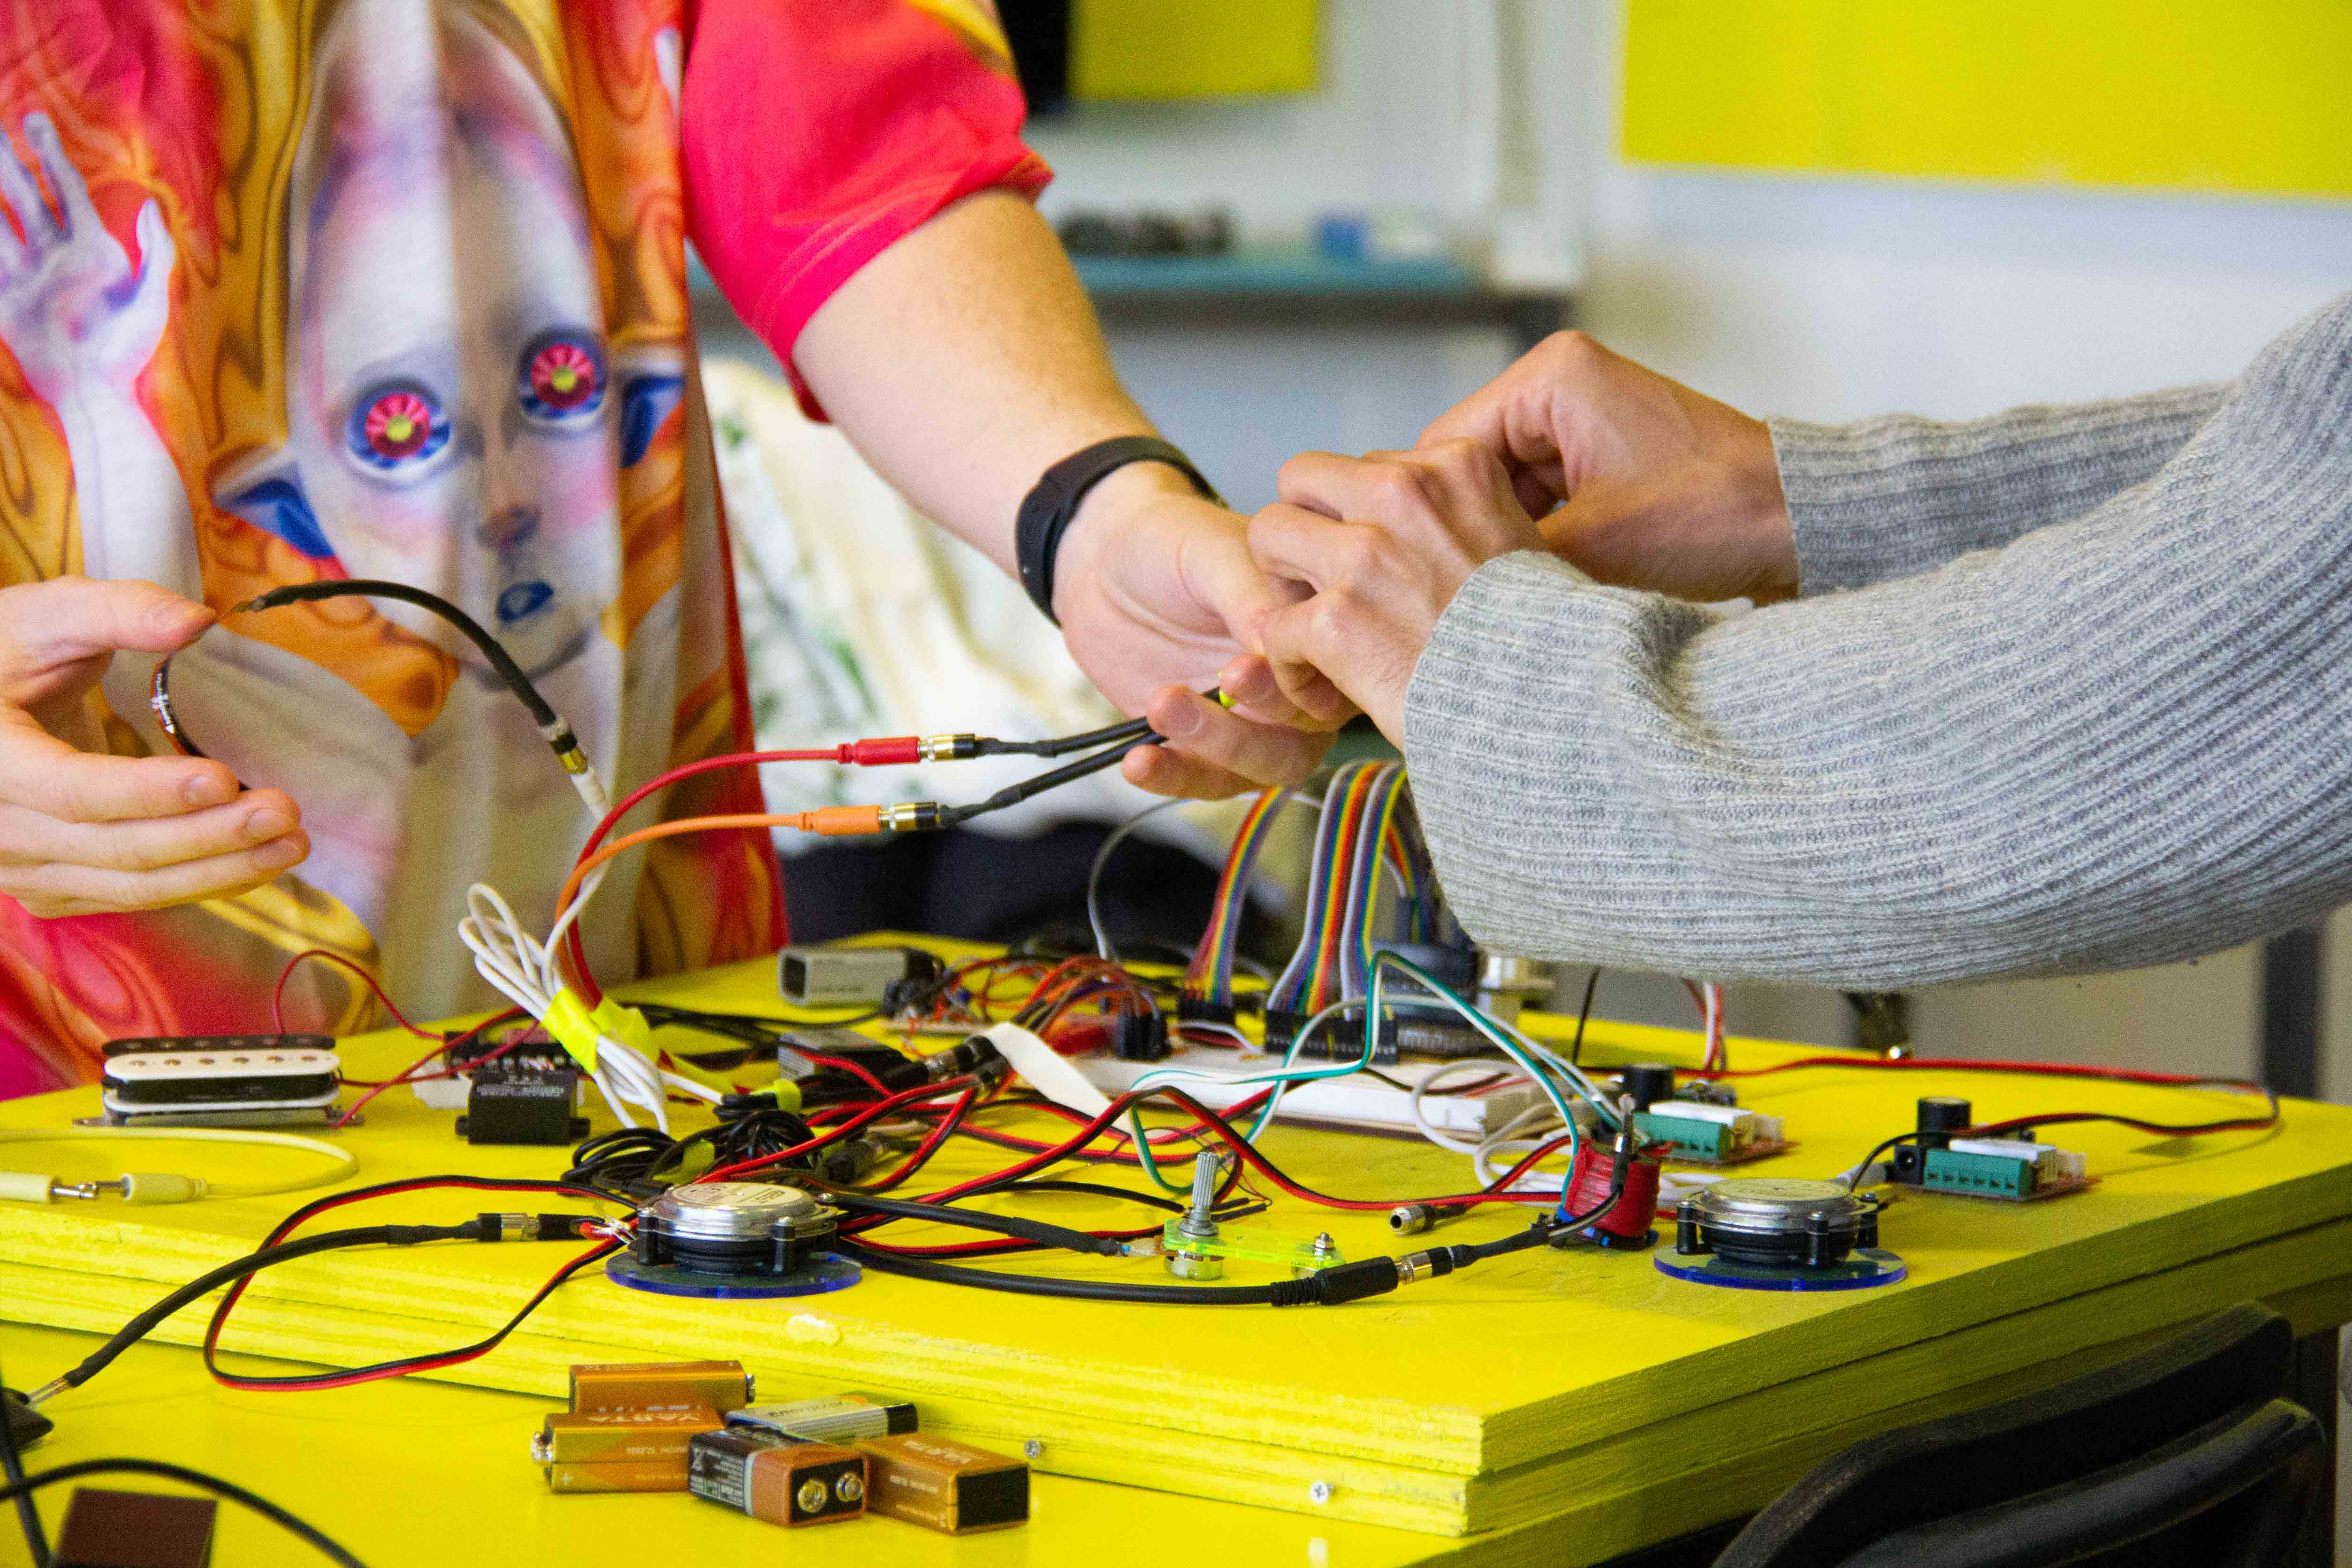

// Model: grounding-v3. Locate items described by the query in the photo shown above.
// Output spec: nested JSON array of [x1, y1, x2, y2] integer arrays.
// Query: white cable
[[1409, 1059, 1539, 1156], [458, 882, 670, 1131], [0, 1126, 356, 1206]]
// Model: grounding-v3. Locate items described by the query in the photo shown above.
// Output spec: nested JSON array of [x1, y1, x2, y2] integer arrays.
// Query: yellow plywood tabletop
[[4, 943, 2347, 1552], [0, 1319, 1453, 1568]]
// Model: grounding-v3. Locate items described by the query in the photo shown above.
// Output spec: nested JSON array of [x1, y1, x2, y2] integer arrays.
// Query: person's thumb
[[0, 578, 214, 709], [1176, 526, 1357, 729]]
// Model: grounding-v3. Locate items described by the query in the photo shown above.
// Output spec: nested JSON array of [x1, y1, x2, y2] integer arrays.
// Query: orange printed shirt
[[0, 0, 1045, 1095]]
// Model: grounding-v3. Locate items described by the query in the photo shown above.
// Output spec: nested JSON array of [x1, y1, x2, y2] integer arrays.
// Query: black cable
[[238, 580, 555, 727], [205, 1239, 621, 1391], [45, 1224, 476, 1399], [1568, 967, 1600, 1066], [985, 688, 1223, 758], [938, 738, 1149, 827], [826, 1192, 1128, 1255], [0, 1351, 45, 1568], [231, 581, 592, 779], [0, 1459, 365, 1568], [837, 1241, 1312, 1304]]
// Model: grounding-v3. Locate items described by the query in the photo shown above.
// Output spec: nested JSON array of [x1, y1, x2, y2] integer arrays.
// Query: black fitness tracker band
[[1016, 436, 1220, 624]]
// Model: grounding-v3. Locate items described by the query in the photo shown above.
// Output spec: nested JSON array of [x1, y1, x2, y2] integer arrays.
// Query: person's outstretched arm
[[682, 0, 1335, 799], [1415, 330, 2225, 604], [1247, 293, 2352, 989], [1777, 386, 2224, 595]]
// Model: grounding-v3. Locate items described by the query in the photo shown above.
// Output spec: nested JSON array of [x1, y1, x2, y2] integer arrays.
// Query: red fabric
[[680, 0, 1050, 418]]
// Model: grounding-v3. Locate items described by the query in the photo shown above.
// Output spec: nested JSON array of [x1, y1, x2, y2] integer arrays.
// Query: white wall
[[1559, 1, 2352, 1096]]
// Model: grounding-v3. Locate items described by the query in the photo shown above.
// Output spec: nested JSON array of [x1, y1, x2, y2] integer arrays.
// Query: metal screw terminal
[[1024, 1438, 1045, 1460], [1309, 1480, 1335, 1505]]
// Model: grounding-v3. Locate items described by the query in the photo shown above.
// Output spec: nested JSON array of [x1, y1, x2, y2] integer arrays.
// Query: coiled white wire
[[457, 881, 718, 1132]]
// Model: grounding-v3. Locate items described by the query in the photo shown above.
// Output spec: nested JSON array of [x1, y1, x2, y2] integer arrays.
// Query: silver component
[[1293, 1231, 1342, 1280], [879, 802, 935, 832], [1692, 1177, 1867, 1240], [645, 1181, 834, 1244], [1165, 1248, 1224, 1282], [1395, 1251, 1440, 1284], [1166, 1152, 1226, 1280], [1179, 1153, 1220, 1239], [1474, 951, 1555, 1026], [49, 1177, 125, 1201], [487, 1212, 532, 1242], [918, 734, 978, 761], [1309, 1480, 1335, 1505], [530, 1431, 552, 1464], [1024, 1439, 1045, 1460], [796, 1477, 831, 1514], [833, 1472, 865, 1504], [1389, 1203, 1437, 1235]]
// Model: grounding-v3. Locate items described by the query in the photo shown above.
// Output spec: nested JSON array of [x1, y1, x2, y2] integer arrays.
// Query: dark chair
[[1713, 1302, 2330, 1568]]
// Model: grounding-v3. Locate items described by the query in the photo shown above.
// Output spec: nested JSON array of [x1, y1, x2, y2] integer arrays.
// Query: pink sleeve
[[680, 0, 1051, 417]]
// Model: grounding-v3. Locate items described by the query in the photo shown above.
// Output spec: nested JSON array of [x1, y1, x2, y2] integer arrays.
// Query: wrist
[[1725, 413, 1798, 600], [1052, 460, 1197, 605]]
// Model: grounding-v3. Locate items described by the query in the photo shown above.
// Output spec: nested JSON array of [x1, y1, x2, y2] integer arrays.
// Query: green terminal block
[[1633, 1112, 1732, 1162], [1921, 1147, 2035, 1199]]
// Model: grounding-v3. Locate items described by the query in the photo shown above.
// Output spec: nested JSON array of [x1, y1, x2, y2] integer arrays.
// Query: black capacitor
[[1619, 1063, 1677, 1113], [1914, 1096, 1974, 1148]]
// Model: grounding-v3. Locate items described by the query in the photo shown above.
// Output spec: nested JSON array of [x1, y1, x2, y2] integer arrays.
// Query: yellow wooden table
[[2, 945, 2347, 1566]]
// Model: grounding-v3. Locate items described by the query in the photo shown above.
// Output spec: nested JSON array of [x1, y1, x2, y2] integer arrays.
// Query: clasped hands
[[1116, 331, 1800, 791]]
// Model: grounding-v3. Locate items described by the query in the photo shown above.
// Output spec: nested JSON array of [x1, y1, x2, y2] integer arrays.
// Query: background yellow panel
[[1622, 0, 2352, 198], [1071, 0, 1318, 100]]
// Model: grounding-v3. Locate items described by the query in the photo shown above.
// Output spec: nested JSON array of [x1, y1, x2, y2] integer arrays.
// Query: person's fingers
[[6, 828, 309, 918], [1119, 743, 1261, 802], [23, 114, 101, 239], [0, 714, 239, 822], [0, 122, 56, 245], [0, 577, 215, 670], [1248, 504, 1379, 594], [1274, 449, 1410, 520], [0, 788, 300, 873], [1217, 652, 1356, 731], [1144, 686, 1327, 791]]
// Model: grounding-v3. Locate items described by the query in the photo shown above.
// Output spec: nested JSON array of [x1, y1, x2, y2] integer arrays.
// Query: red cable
[[272, 949, 437, 1039], [329, 1009, 526, 1131], [558, 744, 899, 999], [202, 1177, 624, 1393]]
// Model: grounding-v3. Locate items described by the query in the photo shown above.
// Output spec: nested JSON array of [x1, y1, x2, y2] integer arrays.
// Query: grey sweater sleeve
[[1402, 292, 2352, 989], [1775, 384, 2225, 594]]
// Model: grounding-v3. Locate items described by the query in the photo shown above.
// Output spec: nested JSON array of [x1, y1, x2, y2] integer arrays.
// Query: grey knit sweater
[[1402, 291, 2352, 988]]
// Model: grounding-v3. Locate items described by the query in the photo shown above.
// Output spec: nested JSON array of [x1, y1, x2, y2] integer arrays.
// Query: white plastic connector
[[1647, 1102, 1754, 1129], [118, 1171, 204, 1204], [0, 1170, 55, 1204], [2052, 1149, 2089, 1183], [1950, 1137, 2057, 1167]]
